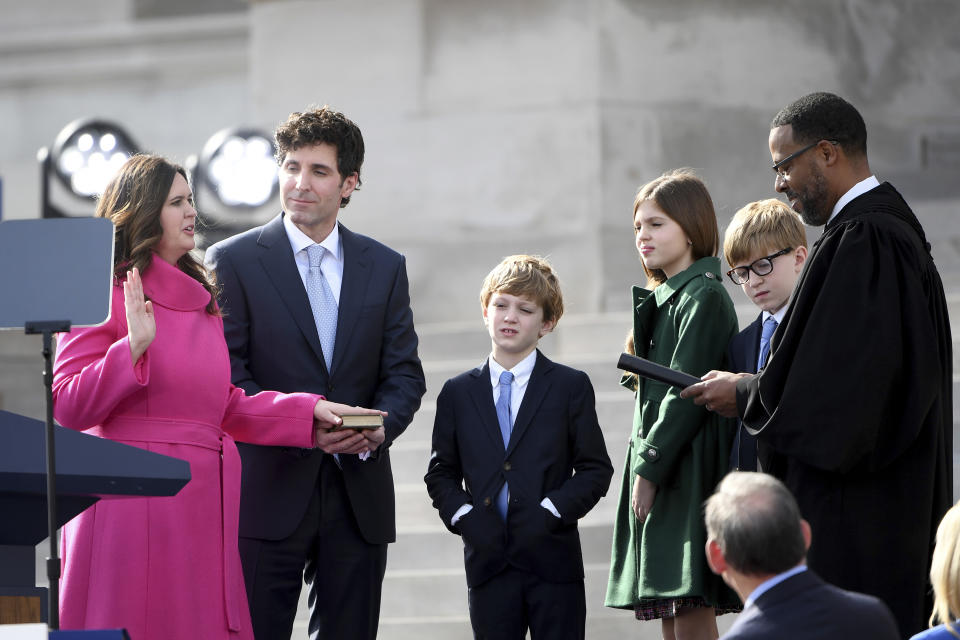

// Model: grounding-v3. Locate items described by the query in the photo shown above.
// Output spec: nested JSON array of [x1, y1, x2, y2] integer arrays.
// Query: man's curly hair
[[274, 105, 365, 207]]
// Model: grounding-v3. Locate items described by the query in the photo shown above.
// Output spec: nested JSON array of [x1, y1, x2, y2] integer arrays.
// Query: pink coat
[[52, 255, 318, 640]]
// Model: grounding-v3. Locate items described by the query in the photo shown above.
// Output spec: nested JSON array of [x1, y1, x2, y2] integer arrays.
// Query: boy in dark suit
[[722, 200, 806, 471], [424, 255, 613, 640]]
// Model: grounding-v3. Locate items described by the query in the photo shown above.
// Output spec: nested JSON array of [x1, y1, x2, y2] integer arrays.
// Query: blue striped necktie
[[305, 244, 338, 372], [495, 370, 514, 519], [757, 316, 778, 371]]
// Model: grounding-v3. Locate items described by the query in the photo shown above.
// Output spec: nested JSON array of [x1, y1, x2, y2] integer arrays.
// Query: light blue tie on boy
[[495, 370, 514, 520], [306, 244, 338, 372], [757, 316, 778, 371]]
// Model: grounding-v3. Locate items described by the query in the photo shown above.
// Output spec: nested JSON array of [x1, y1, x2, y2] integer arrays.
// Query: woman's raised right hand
[[123, 267, 156, 366]]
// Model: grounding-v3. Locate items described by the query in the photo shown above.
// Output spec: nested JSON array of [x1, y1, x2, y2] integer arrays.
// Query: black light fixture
[[38, 118, 139, 218]]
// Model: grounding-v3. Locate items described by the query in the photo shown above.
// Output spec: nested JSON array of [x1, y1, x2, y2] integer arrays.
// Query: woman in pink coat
[[52, 155, 383, 640]]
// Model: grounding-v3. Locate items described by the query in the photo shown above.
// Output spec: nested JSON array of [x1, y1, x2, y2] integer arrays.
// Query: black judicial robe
[[735, 182, 953, 638]]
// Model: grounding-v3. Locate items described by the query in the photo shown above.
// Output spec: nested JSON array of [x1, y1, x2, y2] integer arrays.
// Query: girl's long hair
[[634, 168, 719, 289], [626, 169, 719, 357]]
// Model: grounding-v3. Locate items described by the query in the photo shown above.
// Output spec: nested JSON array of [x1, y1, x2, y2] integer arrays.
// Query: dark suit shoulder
[[205, 217, 278, 263], [730, 314, 762, 348], [538, 357, 591, 388], [443, 364, 485, 388], [339, 224, 404, 261], [725, 571, 899, 640]]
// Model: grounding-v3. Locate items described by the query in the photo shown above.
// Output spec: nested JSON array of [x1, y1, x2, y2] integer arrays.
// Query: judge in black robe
[[740, 181, 952, 637], [682, 92, 953, 638]]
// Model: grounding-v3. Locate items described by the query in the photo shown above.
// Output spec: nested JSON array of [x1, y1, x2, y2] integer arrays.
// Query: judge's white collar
[[828, 175, 880, 225]]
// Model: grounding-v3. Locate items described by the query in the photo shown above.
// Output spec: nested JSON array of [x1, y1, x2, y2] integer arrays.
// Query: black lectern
[[0, 410, 190, 624]]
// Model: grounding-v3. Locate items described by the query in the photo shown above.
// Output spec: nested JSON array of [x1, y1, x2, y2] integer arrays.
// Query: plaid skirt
[[634, 596, 741, 621]]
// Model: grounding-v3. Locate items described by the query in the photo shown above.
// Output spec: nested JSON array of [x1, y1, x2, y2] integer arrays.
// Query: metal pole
[[26, 321, 71, 630]]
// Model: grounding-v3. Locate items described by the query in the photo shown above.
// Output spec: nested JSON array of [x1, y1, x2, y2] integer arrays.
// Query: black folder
[[617, 352, 700, 389]]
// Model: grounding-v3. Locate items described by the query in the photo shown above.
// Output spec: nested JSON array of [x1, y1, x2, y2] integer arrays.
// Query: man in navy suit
[[721, 199, 806, 470], [704, 472, 899, 639], [205, 106, 426, 640], [425, 255, 613, 639]]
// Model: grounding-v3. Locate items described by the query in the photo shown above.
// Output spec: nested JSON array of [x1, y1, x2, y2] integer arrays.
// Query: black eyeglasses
[[771, 140, 837, 179], [726, 248, 792, 285]]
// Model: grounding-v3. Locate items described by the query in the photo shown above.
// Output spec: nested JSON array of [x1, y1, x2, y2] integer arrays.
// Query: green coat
[[605, 257, 740, 610]]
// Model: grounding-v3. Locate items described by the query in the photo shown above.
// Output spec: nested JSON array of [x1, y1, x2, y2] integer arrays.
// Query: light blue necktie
[[305, 244, 338, 372], [757, 316, 778, 371], [495, 370, 514, 520]]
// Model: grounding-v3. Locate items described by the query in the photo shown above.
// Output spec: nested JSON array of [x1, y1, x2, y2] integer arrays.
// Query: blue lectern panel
[[0, 218, 114, 330]]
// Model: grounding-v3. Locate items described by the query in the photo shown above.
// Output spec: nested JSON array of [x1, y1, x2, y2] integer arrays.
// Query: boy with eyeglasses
[[721, 198, 807, 471]]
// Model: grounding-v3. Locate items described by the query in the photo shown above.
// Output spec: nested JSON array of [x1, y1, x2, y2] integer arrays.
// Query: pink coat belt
[[88, 416, 245, 632]]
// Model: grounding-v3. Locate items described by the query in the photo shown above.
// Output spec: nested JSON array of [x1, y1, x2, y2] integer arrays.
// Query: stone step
[[394, 483, 626, 541], [288, 524, 739, 639], [387, 518, 618, 572]]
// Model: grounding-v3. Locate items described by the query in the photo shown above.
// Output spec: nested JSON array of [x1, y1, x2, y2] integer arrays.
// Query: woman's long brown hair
[[96, 154, 218, 315]]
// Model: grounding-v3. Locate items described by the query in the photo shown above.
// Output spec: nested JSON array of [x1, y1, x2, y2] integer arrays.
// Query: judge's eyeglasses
[[771, 140, 838, 179], [726, 248, 792, 285]]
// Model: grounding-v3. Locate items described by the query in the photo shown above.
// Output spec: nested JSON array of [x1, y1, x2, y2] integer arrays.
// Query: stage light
[[189, 127, 279, 246], [198, 128, 278, 209], [50, 120, 139, 199], [39, 119, 139, 218]]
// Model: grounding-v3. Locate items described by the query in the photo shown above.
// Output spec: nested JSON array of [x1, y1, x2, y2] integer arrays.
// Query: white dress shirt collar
[[283, 213, 341, 261], [488, 349, 537, 389], [828, 175, 880, 225], [744, 564, 808, 608], [283, 214, 343, 303], [762, 303, 790, 326]]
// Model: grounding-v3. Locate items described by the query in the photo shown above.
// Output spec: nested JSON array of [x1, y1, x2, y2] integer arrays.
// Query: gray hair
[[704, 472, 806, 576]]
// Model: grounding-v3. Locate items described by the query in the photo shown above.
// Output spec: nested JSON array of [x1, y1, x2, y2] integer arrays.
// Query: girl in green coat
[[606, 169, 740, 639]]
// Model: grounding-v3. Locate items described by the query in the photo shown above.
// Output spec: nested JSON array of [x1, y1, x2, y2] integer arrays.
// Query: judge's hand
[[123, 267, 155, 366], [679, 370, 751, 418], [632, 475, 657, 523]]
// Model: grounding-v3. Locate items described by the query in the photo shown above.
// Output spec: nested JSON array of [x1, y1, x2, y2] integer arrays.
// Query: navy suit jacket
[[722, 569, 899, 640], [424, 351, 613, 587], [728, 313, 762, 470], [205, 215, 426, 544]]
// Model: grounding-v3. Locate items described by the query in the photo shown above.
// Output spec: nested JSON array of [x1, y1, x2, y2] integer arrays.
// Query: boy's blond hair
[[479, 255, 565, 326], [723, 199, 807, 268]]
